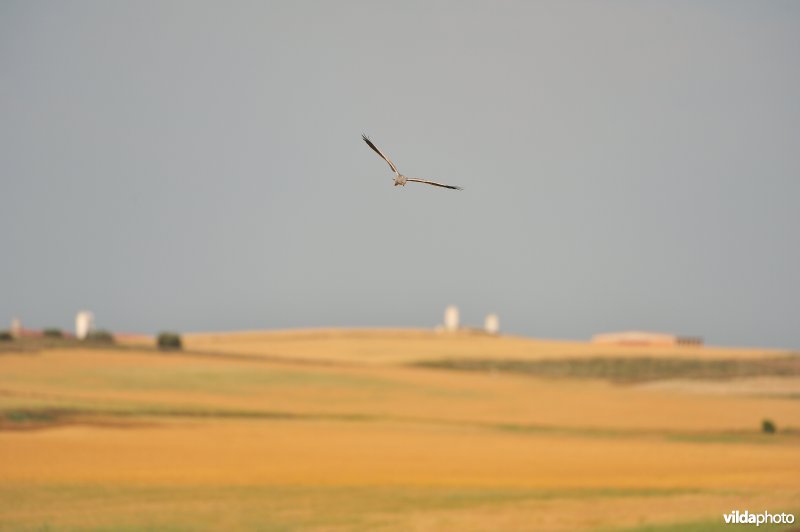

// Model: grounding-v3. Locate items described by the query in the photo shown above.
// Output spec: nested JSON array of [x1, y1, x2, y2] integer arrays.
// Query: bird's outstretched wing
[[405, 178, 463, 190], [362, 134, 399, 175]]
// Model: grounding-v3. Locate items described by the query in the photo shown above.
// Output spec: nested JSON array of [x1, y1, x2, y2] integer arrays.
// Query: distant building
[[592, 331, 703, 346], [484, 314, 499, 335], [10, 318, 21, 338], [444, 305, 460, 332], [75, 311, 95, 340]]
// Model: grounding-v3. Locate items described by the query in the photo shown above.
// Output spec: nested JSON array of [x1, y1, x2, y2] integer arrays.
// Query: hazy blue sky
[[2, 1, 799, 347]]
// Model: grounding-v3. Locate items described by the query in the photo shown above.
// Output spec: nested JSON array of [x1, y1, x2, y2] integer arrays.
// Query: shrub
[[762, 419, 776, 434], [43, 328, 63, 338], [0, 331, 13, 341], [157, 332, 182, 351], [85, 330, 115, 343]]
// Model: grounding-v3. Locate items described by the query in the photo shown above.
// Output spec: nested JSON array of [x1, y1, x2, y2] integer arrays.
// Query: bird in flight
[[362, 134, 463, 190]]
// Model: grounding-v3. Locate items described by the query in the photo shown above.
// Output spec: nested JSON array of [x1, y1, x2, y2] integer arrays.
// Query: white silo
[[484, 314, 499, 335], [444, 305, 459, 332], [10, 318, 22, 338], [75, 311, 95, 340]]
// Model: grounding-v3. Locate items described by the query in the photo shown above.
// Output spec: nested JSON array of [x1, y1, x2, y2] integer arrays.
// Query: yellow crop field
[[182, 328, 789, 365], [1, 330, 798, 530]]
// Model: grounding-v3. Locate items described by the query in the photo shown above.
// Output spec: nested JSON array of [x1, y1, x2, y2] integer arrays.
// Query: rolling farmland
[[1, 330, 798, 530]]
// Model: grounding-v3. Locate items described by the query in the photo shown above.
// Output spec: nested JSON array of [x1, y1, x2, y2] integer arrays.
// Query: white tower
[[10, 318, 22, 338], [484, 314, 499, 335], [444, 305, 459, 332], [75, 311, 95, 340]]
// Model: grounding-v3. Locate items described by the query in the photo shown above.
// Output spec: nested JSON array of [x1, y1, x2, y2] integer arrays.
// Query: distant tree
[[157, 332, 182, 351], [86, 330, 115, 343], [43, 328, 63, 338], [0, 330, 13, 341], [762, 419, 776, 434]]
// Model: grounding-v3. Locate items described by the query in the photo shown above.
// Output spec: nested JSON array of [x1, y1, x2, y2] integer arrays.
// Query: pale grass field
[[182, 328, 790, 364], [1, 330, 799, 531]]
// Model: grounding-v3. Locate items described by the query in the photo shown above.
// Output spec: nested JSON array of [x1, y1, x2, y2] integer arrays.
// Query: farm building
[[443, 305, 460, 332], [484, 314, 499, 335], [592, 331, 703, 346], [75, 311, 95, 340]]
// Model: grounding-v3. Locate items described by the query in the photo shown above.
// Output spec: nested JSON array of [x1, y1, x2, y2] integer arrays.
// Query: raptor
[[362, 134, 463, 190]]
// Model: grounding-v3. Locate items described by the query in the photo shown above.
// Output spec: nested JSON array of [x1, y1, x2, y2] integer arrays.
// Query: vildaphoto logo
[[723, 510, 795, 526]]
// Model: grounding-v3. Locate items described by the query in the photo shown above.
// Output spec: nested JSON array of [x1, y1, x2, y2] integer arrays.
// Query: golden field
[[183, 328, 790, 364], [1, 329, 798, 531]]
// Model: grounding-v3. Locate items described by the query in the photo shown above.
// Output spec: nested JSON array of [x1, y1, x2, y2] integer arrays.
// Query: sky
[[2, 1, 799, 348]]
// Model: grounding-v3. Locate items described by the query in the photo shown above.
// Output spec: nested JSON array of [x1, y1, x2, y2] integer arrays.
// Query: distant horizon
[[7, 318, 798, 351]]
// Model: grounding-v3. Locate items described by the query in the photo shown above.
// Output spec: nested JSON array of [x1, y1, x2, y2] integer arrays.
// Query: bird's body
[[362, 134, 463, 190]]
